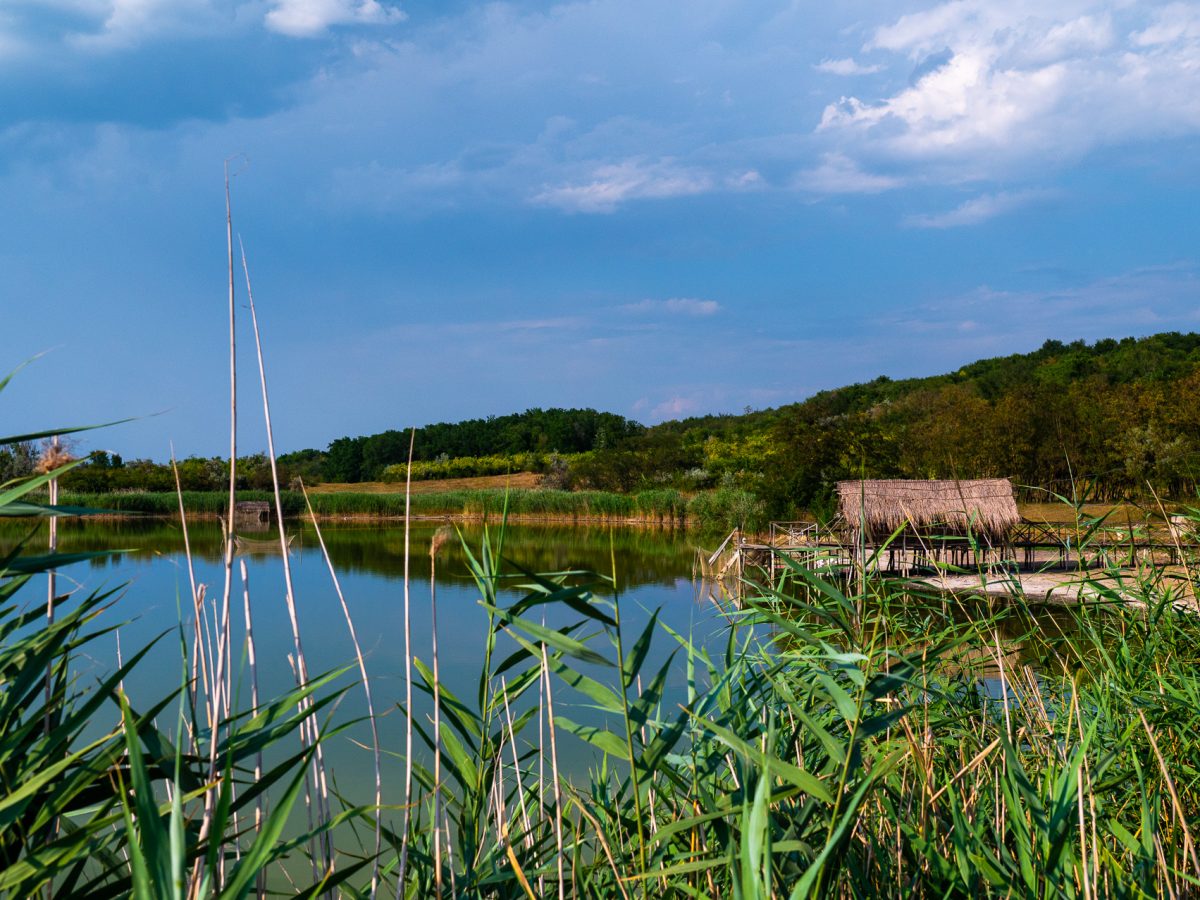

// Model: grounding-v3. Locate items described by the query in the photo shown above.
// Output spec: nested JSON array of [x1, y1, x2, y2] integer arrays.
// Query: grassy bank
[[56, 485, 765, 530]]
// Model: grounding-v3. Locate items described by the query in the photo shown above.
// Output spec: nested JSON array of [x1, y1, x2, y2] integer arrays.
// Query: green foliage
[[380, 451, 582, 482], [62, 333, 1200, 516], [282, 407, 645, 482], [60, 452, 288, 493], [0, 440, 37, 484], [755, 332, 1200, 514], [55, 487, 761, 530]]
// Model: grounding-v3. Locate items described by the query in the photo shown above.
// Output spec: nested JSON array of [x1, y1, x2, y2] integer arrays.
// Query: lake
[[2, 517, 728, 799]]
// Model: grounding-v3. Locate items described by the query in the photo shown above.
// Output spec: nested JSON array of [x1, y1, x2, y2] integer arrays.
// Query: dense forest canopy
[[43, 333, 1200, 515], [310, 408, 645, 482]]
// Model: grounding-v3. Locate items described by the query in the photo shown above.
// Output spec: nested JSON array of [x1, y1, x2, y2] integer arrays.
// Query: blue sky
[[3, 0, 1199, 458]]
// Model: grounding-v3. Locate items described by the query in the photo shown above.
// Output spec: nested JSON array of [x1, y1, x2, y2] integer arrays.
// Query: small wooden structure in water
[[702, 479, 1200, 589], [700, 478, 1021, 583], [234, 500, 271, 526]]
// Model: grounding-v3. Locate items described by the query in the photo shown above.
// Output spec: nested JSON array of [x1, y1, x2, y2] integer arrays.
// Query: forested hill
[[275, 332, 1200, 509], [37, 332, 1200, 513], [743, 332, 1200, 512]]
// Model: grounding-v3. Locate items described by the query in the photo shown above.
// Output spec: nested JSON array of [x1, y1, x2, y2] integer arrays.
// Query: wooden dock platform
[[700, 519, 1200, 587]]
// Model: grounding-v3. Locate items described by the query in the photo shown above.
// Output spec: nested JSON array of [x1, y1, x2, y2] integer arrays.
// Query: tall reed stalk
[[302, 482, 383, 898], [240, 238, 334, 886], [430, 527, 449, 898], [397, 427, 416, 896]]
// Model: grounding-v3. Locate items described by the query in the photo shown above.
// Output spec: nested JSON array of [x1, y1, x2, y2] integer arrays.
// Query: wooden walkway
[[700, 519, 1200, 584]]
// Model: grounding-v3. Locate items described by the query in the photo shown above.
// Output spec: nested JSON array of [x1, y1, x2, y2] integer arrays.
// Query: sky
[[2, 0, 1199, 459]]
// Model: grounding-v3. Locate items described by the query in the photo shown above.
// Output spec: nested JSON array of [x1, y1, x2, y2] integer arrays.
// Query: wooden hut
[[836, 479, 1019, 570], [234, 500, 271, 525]]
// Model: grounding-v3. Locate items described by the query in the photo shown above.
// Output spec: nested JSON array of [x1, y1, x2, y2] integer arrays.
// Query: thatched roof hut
[[836, 479, 1019, 543]]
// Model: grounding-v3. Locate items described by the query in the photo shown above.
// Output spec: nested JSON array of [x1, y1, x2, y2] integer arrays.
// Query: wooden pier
[[702, 518, 1200, 587]]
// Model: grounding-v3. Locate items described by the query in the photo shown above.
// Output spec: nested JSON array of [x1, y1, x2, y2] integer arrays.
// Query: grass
[[0, 426, 363, 896]]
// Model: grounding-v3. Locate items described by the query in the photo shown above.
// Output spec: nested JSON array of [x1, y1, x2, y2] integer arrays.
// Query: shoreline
[[60, 510, 704, 529]]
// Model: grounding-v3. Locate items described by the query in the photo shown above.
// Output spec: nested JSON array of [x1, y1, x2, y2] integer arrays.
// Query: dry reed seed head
[[430, 526, 453, 559], [34, 443, 75, 474]]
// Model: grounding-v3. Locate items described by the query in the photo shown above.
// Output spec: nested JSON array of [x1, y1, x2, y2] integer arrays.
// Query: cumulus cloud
[[818, 2, 1200, 176], [49, 0, 235, 49], [795, 152, 901, 194], [531, 158, 714, 213], [622, 297, 721, 316], [265, 0, 404, 37], [1133, 3, 1200, 46], [904, 188, 1052, 228]]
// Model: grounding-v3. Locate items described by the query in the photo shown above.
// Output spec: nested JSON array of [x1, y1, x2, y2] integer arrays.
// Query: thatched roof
[[836, 479, 1018, 541]]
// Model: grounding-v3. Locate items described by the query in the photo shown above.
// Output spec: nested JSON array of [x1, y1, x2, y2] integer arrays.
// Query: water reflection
[[0, 518, 718, 794], [0, 518, 698, 591]]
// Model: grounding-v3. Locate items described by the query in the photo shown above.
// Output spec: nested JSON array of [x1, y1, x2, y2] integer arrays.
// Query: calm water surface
[[4, 518, 725, 796]]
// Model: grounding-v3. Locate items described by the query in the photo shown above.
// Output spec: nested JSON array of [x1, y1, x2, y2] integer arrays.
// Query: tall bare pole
[[219, 157, 238, 744], [430, 529, 448, 898], [41, 435, 60, 900]]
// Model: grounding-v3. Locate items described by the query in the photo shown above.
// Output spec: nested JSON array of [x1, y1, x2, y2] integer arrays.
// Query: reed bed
[[54, 486, 762, 528], [363, 531, 1200, 898]]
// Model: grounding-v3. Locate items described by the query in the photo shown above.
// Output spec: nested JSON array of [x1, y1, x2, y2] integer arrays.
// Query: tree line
[[33, 332, 1200, 515], [280, 407, 644, 482]]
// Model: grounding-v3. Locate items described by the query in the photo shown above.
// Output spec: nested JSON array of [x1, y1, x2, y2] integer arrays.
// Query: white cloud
[[265, 0, 404, 37], [904, 188, 1051, 228], [819, 49, 1069, 160], [819, 2, 1200, 176], [727, 169, 764, 189], [795, 152, 901, 194], [1133, 3, 1200, 46], [531, 158, 714, 213], [814, 57, 883, 76], [52, 0, 235, 49], [622, 297, 721, 316]]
